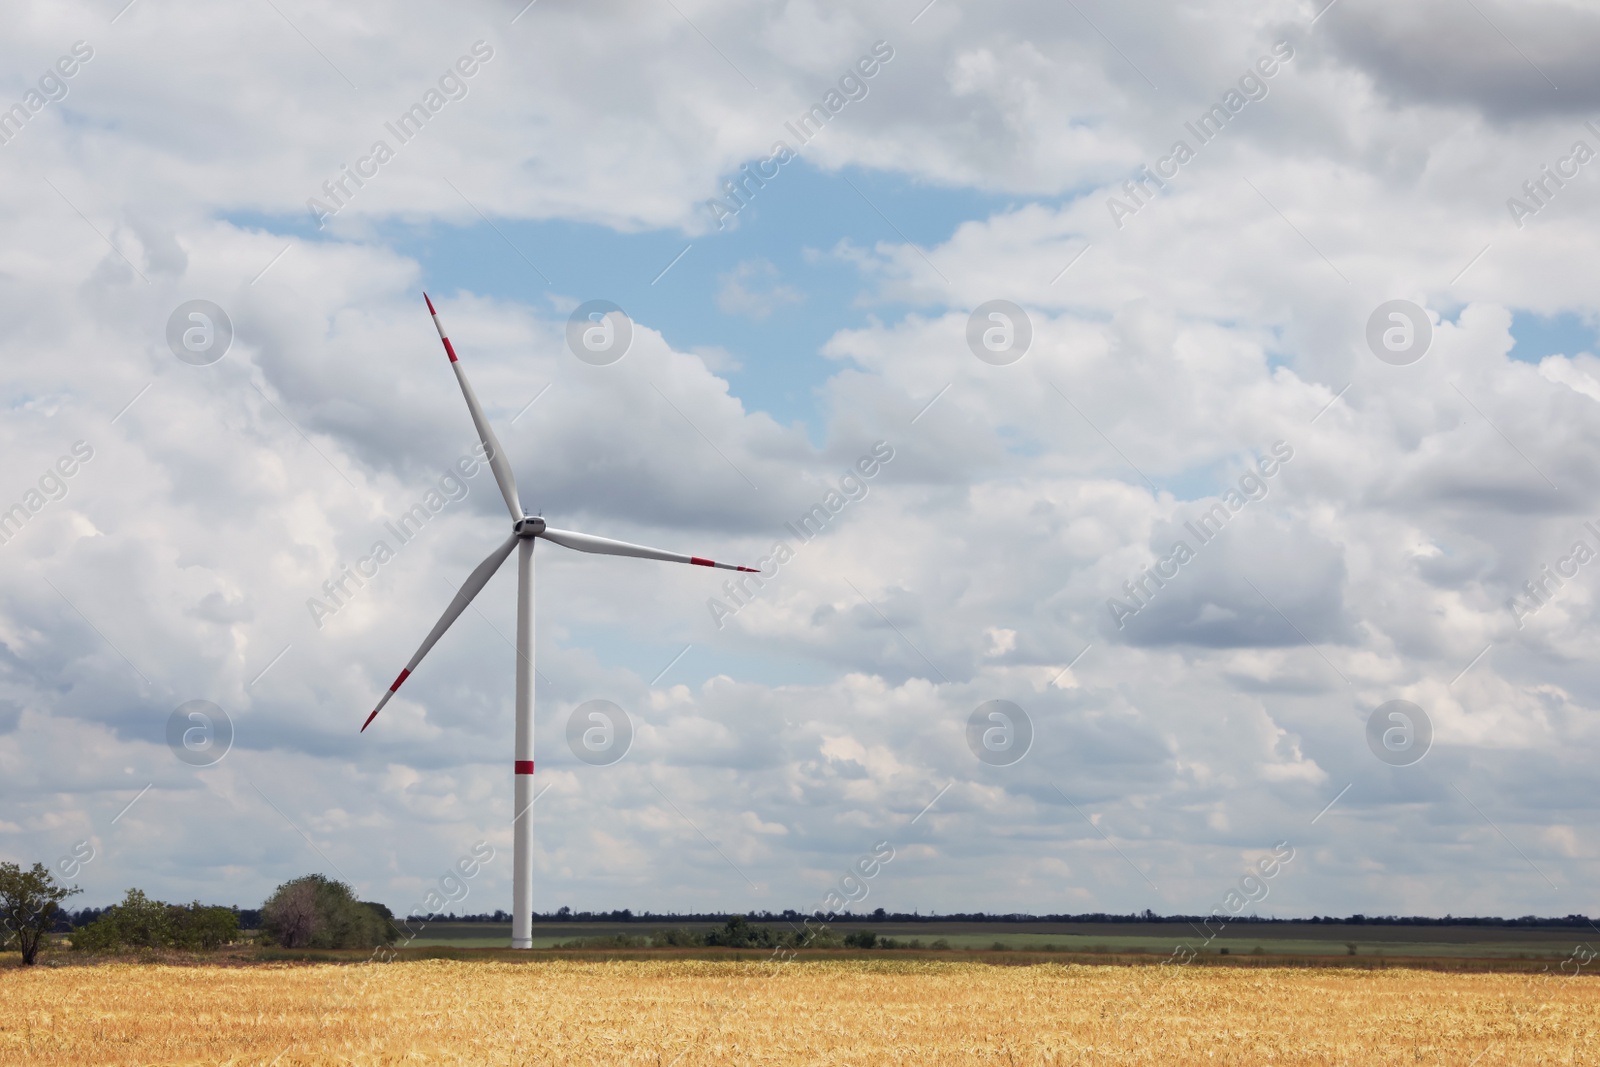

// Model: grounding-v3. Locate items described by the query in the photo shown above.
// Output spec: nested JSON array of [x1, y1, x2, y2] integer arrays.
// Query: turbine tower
[[362, 293, 756, 949]]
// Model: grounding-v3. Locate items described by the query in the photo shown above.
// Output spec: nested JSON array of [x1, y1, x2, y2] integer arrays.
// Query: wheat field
[[2, 959, 1597, 1065]]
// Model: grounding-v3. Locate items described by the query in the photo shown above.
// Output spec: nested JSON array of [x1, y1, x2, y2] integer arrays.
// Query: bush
[[844, 930, 878, 949], [649, 927, 703, 947], [929, 938, 951, 950], [558, 934, 648, 949], [789, 923, 841, 949], [704, 915, 778, 949], [68, 917, 119, 953], [260, 875, 396, 949]]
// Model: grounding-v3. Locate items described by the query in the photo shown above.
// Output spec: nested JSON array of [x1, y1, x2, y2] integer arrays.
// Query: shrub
[[844, 930, 878, 949], [558, 934, 648, 949], [649, 927, 703, 947], [789, 923, 841, 949], [704, 915, 778, 949]]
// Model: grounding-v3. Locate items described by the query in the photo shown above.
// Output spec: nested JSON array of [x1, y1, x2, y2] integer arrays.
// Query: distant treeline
[[57, 905, 262, 932], [52, 903, 1600, 930], [260, 906, 1599, 929]]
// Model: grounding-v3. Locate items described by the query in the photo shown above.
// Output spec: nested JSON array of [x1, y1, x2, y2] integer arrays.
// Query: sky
[[2, 0, 1599, 923]]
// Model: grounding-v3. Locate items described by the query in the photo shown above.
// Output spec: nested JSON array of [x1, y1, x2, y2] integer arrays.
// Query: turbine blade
[[361, 533, 519, 732], [538, 526, 758, 572], [424, 293, 524, 521]]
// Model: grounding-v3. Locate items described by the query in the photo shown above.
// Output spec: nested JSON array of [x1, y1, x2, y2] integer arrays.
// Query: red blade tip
[[360, 709, 379, 732], [423, 292, 436, 314], [736, 566, 759, 572]]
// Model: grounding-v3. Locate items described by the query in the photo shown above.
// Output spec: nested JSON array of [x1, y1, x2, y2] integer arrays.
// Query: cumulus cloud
[[0, 0, 1597, 923]]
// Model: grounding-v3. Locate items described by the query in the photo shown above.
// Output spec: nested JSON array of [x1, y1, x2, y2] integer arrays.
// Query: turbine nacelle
[[513, 516, 545, 539]]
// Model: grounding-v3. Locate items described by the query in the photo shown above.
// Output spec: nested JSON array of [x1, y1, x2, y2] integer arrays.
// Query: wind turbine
[[361, 293, 757, 950]]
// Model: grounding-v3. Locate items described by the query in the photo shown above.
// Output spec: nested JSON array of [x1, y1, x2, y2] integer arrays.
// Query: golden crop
[[2, 959, 1596, 1065]]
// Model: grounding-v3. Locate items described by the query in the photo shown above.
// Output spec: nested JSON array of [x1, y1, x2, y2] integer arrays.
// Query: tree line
[[553, 914, 947, 951], [401, 905, 1600, 929], [9, 857, 1594, 968], [1, 862, 399, 965]]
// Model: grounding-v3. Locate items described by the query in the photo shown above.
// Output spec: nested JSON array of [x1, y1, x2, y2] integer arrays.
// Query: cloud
[[1, 0, 1599, 924], [715, 259, 805, 320], [1317, 0, 1600, 120]]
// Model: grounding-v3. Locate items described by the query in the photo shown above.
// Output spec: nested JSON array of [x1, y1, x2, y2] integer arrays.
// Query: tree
[[72, 888, 172, 952], [74, 891, 242, 953], [0, 861, 81, 965], [110, 888, 171, 947], [170, 903, 240, 950], [260, 875, 397, 949], [262, 880, 318, 948]]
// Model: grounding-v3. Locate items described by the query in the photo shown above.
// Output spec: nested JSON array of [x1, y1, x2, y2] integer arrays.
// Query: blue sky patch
[[1509, 309, 1597, 364], [228, 163, 1017, 438]]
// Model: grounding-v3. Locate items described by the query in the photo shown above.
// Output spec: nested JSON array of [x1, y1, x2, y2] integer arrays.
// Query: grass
[[2, 958, 1597, 1064], [397, 922, 1595, 962]]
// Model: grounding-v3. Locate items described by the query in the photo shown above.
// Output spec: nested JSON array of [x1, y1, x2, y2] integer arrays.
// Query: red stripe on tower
[[690, 557, 714, 567], [390, 668, 410, 692], [514, 760, 535, 775]]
